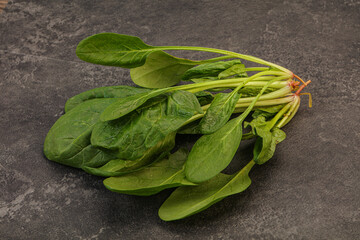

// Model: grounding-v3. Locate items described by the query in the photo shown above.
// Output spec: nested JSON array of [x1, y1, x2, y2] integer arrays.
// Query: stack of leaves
[[44, 33, 312, 221]]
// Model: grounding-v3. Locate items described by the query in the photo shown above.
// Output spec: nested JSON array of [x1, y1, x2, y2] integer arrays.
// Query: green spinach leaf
[[247, 116, 286, 164], [92, 91, 202, 160], [82, 132, 175, 176], [194, 91, 214, 106], [199, 92, 241, 134], [76, 33, 158, 68], [159, 160, 254, 221], [182, 60, 242, 80], [65, 86, 151, 112], [103, 148, 196, 196], [100, 88, 169, 121], [130, 51, 199, 88], [251, 104, 285, 120], [218, 63, 248, 79], [44, 98, 118, 168], [185, 117, 243, 183]]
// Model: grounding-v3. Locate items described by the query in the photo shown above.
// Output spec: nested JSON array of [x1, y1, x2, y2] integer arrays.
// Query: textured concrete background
[[1, 0, 359, 239]]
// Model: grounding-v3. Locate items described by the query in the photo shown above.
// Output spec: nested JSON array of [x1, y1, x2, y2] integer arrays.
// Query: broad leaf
[[199, 92, 241, 134], [182, 60, 242, 80], [82, 132, 176, 177], [92, 91, 202, 160], [65, 85, 150, 112], [43, 98, 118, 168], [185, 117, 243, 183], [159, 160, 254, 221], [185, 80, 275, 183], [103, 148, 195, 196], [130, 51, 199, 88], [100, 88, 169, 121], [76, 33, 157, 68]]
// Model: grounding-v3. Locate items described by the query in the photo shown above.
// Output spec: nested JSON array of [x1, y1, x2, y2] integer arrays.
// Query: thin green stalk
[[194, 55, 234, 64], [267, 102, 293, 129], [236, 78, 280, 124], [236, 84, 292, 103], [277, 96, 300, 128], [234, 96, 294, 109], [245, 67, 270, 72], [155, 46, 293, 74]]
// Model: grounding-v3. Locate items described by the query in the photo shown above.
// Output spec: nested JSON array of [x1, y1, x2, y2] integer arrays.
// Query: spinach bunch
[[44, 33, 311, 221]]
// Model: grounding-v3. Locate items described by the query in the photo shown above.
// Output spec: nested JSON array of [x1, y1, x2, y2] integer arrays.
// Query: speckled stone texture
[[0, 0, 359, 239]]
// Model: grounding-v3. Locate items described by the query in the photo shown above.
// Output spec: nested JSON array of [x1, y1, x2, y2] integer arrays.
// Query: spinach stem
[[235, 77, 281, 124], [154, 46, 293, 74], [267, 102, 293, 129], [277, 96, 300, 128]]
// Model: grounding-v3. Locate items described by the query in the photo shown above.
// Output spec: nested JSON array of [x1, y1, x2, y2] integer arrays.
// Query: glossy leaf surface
[[248, 116, 286, 164], [130, 51, 198, 88], [76, 33, 157, 68], [82, 133, 175, 177], [159, 160, 254, 221], [199, 92, 241, 134], [65, 85, 150, 112], [44, 98, 118, 168], [100, 88, 168, 121], [92, 91, 202, 160], [185, 117, 243, 183], [182, 60, 242, 80], [104, 148, 195, 196]]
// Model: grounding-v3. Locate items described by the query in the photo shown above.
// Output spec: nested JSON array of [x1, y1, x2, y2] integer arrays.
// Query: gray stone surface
[[0, 0, 359, 239]]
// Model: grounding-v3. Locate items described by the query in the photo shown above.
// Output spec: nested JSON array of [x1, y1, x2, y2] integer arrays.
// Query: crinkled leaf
[[76, 33, 157, 68], [92, 91, 201, 160], [65, 86, 151, 112], [100, 88, 168, 121], [159, 160, 254, 221], [182, 60, 241, 80], [130, 51, 199, 88], [194, 91, 214, 106], [82, 132, 175, 177], [177, 120, 202, 135], [218, 63, 248, 79], [43, 98, 118, 168], [251, 104, 285, 120], [253, 128, 286, 164], [199, 92, 241, 134], [103, 148, 196, 196]]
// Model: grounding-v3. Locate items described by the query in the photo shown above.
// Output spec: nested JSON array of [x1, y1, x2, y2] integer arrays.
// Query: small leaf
[[199, 92, 241, 134], [159, 160, 254, 221], [194, 91, 214, 106], [65, 85, 151, 112], [253, 128, 286, 164], [182, 60, 242, 80], [218, 63, 248, 79], [76, 33, 157, 68], [251, 104, 285, 120], [103, 148, 195, 196], [130, 51, 199, 88]]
